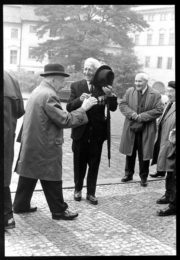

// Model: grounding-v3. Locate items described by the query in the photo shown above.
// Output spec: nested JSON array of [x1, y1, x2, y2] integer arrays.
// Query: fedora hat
[[168, 81, 175, 89], [92, 65, 114, 88], [40, 63, 70, 77]]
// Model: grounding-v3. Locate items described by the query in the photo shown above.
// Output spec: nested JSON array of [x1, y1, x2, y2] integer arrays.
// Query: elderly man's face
[[134, 74, 147, 92], [166, 86, 175, 102], [83, 62, 96, 82], [53, 75, 65, 92]]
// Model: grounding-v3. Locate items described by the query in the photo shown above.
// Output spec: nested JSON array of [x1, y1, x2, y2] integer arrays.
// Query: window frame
[[10, 50, 18, 64], [11, 28, 18, 39]]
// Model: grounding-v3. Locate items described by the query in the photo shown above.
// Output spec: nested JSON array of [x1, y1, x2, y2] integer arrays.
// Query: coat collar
[[159, 102, 175, 124], [40, 80, 57, 94]]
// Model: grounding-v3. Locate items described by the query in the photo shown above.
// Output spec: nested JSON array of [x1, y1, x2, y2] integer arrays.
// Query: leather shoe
[[156, 195, 170, 204], [121, 176, 133, 182], [52, 210, 78, 220], [157, 207, 176, 216], [86, 194, 98, 205], [13, 206, 37, 214], [150, 172, 166, 178], [74, 191, 82, 201], [5, 218, 15, 230], [140, 179, 148, 187]]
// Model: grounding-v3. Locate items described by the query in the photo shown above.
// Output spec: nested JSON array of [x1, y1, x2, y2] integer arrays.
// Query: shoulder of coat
[[148, 85, 160, 96]]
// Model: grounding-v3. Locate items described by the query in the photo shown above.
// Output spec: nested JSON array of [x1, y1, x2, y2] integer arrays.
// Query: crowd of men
[[4, 58, 176, 230]]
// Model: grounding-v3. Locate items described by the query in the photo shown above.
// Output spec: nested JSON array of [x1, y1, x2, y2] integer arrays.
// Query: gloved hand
[[81, 97, 97, 111]]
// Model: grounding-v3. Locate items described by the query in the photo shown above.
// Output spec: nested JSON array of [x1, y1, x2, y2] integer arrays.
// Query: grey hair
[[84, 57, 101, 69], [136, 72, 149, 81]]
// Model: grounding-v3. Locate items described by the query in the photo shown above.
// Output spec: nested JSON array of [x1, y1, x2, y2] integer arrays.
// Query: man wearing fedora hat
[[151, 81, 176, 216], [66, 57, 117, 205], [13, 63, 97, 220]]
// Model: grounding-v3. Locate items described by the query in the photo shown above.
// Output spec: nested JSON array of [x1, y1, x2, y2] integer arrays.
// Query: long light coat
[[4, 71, 25, 187], [15, 81, 88, 181], [152, 102, 176, 171], [119, 86, 163, 160]]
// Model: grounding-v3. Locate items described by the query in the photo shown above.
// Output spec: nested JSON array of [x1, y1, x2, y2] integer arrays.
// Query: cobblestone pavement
[[5, 98, 176, 256], [5, 181, 176, 256]]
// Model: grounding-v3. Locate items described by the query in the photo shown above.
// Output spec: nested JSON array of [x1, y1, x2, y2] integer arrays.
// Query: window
[[135, 34, 139, 45], [171, 13, 175, 20], [160, 13, 167, 21], [48, 50, 56, 59], [169, 32, 175, 45], [159, 33, 165, 45], [148, 14, 154, 21], [167, 57, 173, 70], [10, 50, 17, 64], [29, 25, 36, 33], [28, 47, 36, 59], [157, 57, 163, 68], [147, 34, 152, 45], [11, 28, 18, 39], [145, 56, 150, 68]]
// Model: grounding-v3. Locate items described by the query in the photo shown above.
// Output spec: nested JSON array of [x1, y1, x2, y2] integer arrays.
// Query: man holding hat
[[13, 63, 97, 220], [66, 57, 117, 205], [151, 81, 176, 216]]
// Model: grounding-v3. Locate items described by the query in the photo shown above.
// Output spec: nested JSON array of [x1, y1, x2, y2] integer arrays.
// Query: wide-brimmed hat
[[40, 63, 70, 77], [92, 65, 114, 88], [168, 81, 175, 89]]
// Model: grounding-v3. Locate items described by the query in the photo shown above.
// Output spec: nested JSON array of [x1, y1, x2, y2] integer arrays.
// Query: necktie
[[89, 84, 94, 93]]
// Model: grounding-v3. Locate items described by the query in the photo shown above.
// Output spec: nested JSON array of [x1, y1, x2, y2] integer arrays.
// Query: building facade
[[3, 5, 48, 73], [132, 5, 175, 91]]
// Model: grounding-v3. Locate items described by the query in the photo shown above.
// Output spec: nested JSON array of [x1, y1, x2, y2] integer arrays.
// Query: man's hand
[[169, 128, 176, 144], [80, 93, 91, 101], [131, 112, 138, 120], [81, 97, 97, 111], [102, 85, 113, 96]]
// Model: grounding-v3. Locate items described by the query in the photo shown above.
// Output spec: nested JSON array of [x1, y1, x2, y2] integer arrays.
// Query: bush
[[9, 70, 42, 93]]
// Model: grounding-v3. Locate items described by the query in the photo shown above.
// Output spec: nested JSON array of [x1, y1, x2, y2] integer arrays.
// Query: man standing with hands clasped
[[119, 72, 163, 187], [13, 63, 97, 221]]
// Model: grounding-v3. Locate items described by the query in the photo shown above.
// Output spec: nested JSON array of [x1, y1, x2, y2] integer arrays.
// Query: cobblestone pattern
[[5, 181, 176, 256]]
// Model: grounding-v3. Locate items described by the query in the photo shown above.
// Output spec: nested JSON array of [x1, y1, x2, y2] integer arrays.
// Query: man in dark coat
[[66, 57, 117, 205], [119, 72, 164, 187], [4, 71, 25, 230], [13, 64, 97, 220], [151, 81, 176, 215]]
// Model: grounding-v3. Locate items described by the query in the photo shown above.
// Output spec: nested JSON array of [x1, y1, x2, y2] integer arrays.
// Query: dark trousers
[[4, 187, 13, 224], [13, 176, 68, 213], [165, 171, 176, 210], [72, 138, 104, 196], [125, 133, 150, 180]]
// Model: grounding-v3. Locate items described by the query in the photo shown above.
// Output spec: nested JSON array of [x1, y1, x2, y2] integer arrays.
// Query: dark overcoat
[[152, 102, 176, 171], [15, 81, 88, 181], [4, 71, 25, 187], [66, 79, 117, 141], [119, 86, 163, 160]]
